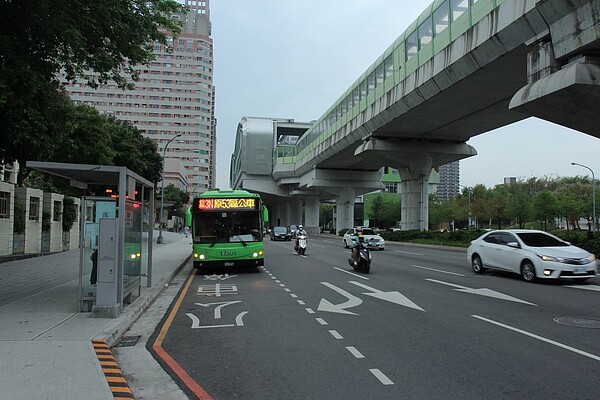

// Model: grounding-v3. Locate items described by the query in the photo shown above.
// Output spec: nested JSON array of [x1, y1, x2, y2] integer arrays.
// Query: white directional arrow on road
[[349, 281, 425, 312], [426, 279, 537, 306], [317, 282, 363, 315]]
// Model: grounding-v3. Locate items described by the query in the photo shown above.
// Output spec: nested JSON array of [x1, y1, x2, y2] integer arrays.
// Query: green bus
[[186, 189, 268, 270]]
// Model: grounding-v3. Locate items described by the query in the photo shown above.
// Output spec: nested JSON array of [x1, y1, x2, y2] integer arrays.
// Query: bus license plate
[[225, 262, 234, 266]]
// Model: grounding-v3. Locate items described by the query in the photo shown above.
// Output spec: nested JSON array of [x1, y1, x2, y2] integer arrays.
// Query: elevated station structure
[[231, 0, 600, 233]]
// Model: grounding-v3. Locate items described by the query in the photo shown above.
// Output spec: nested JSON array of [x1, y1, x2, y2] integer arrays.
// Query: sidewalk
[[0, 230, 191, 400]]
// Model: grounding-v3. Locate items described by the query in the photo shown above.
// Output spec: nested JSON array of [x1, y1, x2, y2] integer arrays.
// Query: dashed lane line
[[370, 369, 394, 385]]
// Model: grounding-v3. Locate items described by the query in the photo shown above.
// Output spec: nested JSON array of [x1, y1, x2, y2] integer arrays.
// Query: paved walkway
[[0, 230, 191, 400]]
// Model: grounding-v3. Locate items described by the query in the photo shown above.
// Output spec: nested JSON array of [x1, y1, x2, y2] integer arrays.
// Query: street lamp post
[[459, 185, 471, 230], [157, 134, 182, 244], [571, 162, 596, 232]]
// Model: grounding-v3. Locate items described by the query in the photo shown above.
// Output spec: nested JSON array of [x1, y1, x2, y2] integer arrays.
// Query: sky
[[209, 0, 599, 190]]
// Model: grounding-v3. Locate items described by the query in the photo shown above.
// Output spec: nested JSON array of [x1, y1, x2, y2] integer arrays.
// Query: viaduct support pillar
[[335, 187, 355, 234], [289, 198, 303, 226], [304, 198, 320, 235], [398, 155, 432, 231]]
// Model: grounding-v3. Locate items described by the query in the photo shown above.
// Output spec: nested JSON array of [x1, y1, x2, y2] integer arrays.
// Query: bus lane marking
[[195, 301, 241, 319], [197, 283, 238, 296]]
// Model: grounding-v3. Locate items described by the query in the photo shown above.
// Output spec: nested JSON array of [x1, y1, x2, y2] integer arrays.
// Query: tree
[[0, 0, 186, 178], [62, 197, 79, 232], [506, 184, 532, 228], [368, 195, 384, 227], [533, 191, 558, 231], [163, 184, 190, 219], [320, 203, 334, 228]]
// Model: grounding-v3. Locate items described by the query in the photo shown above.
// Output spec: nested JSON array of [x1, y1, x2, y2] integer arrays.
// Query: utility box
[[92, 218, 120, 318]]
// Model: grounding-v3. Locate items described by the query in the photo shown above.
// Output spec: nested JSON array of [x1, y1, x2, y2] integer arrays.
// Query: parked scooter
[[348, 239, 372, 273], [294, 233, 307, 255]]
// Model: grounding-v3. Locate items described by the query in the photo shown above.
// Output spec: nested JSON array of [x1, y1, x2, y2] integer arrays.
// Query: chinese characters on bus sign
[[197, 198, 256, 210]]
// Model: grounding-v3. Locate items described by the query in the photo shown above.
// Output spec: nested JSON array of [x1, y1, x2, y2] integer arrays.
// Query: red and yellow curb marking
[[92, 339, 134, 399], [151, 268, 213, 400]]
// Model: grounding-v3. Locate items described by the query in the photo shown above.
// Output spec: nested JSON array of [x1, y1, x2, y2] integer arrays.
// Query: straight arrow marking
[[427, 279, 536, 306], [349, 281, 425, 312]]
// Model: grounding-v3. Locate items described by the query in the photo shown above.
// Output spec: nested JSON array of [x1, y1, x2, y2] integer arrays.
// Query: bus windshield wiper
[[209, 238, 219, 248], [234, 235, 248, 247]]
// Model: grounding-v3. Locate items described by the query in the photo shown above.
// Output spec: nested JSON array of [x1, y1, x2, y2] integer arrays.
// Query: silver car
[[467, 229, 598, 282], [343, 227, 385, 250]]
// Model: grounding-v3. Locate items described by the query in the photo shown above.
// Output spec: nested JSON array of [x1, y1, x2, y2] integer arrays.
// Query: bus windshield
[[193, 210, 262, 244]]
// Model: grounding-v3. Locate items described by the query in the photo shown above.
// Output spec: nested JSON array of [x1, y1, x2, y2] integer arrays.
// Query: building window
[[53, 201, 62, 221], [29, 197, 40, 221], [0, 192, 9, 218]]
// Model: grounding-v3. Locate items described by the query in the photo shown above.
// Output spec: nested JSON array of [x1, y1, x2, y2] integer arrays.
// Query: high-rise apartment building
[[62, 0, 216, 195], [436, 161, 460, 201]]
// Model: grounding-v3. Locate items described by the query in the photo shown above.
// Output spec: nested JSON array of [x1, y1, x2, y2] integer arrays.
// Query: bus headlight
[[252, 252, 259, 258], [199, 254, 205, 260], [129, 254, 137, 259]]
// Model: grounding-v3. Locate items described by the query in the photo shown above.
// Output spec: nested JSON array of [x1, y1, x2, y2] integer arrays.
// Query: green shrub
[[62, 197, 78, 231], [13, 204, 25, 233]]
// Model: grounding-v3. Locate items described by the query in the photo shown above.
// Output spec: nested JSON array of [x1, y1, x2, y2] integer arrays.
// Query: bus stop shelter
[[26, 161, 155, 317]]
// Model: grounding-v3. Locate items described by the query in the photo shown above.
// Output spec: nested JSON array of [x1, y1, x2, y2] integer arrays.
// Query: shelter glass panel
[[123, 198, 142, 297]]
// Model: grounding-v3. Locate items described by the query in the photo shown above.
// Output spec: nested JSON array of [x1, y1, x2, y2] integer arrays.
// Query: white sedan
[[467, 229, 598, 282], [343, 227, 385, 250]]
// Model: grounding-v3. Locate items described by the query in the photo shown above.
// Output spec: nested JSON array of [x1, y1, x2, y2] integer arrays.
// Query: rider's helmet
[[298, 225, 304, 231]]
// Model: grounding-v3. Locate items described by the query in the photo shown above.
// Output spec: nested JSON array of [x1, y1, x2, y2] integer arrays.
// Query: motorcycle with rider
[[294, 225, 308, 255]]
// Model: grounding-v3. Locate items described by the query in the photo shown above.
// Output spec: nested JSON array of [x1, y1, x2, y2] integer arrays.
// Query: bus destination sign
[[197, 198, 256, 210]]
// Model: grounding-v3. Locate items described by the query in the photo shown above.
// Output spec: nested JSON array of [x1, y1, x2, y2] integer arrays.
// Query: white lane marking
[[271, 276, 277, 279], [349, 281, 425, 312], [394, 250, 423, 256], [297, 300, 306, 305], [275, 280, 281, 283], [564, 284, 600, 292], [305, 308, 315, 314], [412, 264, 465, 276], [290, 294, 298, 298], [472, 315, 600, 362], [370, 369, 394, 385], [235, 311, 249, 326], [316, 318, 328, 325], [284, 288, 291, 292], [329, 330, 344, 340], [279, 284, 286, 287], [318, 282, 363, 315], [346, 346, 365, 359], [427, 278, 536, 306], [195, 301, 242, 319], [333, 267, 370, 280]]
